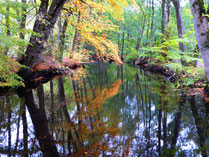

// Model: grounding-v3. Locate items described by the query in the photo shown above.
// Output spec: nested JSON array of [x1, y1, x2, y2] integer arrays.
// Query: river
[[0, 62, 208, 157]]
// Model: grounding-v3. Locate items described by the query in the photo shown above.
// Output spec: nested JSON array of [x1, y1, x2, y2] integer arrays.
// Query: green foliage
[[182, 66, 205, 86], [0, 0, 32, 87], [108, 0, 206, 86], [124, 50, 139, 63], [0, 55, 24, 87]]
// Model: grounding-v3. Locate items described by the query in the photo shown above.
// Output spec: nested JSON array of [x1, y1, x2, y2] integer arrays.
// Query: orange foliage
[[57, 79, 131, 156], [88, 80, 122, 112], [68, 83, 128, 156], [68, 80, 122, 115], [63, 0, 131, 64]]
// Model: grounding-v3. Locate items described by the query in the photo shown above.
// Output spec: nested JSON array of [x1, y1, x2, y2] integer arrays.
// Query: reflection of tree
[[50, 73, 128, 156], [21, 102, 28, 157], [1, 63, 208, 156], [169, 94, 186, 156], [157, 81, 167, 155], [14, 102, 21, 154], [49, 80, 55, 127], [66, 79, 126, 156], [0, 96, 33, 156], [21, 89, 59, 157], [161, 82, 168, 150], [88, 80, 122, 111], [121, 69, 160, 156], [158, 104, 162, 155], [189, 95, 208, 157], [6, 98, 11, 157]]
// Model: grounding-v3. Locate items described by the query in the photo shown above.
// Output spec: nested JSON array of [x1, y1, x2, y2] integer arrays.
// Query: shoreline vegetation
[[0, 55, 208, 99], [0, 56, 84, 94], [124, 55, 208, 97], [0, 0, 209, 97]]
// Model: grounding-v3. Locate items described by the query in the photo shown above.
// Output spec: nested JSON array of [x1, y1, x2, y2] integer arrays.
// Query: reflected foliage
[[0, 63, 208, 156]]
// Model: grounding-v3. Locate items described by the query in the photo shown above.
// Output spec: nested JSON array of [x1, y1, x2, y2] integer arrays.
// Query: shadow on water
[[0, 62, 208, 156]]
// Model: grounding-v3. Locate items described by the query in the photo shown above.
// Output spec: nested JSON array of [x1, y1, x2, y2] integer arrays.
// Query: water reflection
[[0, 62, 208, 157]]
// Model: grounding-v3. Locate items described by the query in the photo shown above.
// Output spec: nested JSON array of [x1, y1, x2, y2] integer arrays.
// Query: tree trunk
[[166, 0, 171, 39], [172, 0, 185, 51], [189, 0, 209, 80], [72, 11, 81, 53], [136, 15, 146, 50], [57, 15, 69, 62], [161, 0, 166, 43], [145, 0, 151, 43], [161, 0, 166, 57], [19, 0, 67, 69], [121, 32, 125, 59], [5, 6, 10, 55], [18, 0, 27, 60], [150, 0, 154, 47]]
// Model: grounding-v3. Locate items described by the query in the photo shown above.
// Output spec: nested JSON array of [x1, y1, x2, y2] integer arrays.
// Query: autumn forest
[[0, 0, 209, 156]]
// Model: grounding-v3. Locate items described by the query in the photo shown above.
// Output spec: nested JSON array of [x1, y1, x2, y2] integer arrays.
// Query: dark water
[[0, 63, 208, 157]]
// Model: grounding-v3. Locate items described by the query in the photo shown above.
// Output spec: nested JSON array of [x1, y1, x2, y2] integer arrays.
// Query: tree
[[189, 0, 209, 80], [0, 0, 28, 87], [19, 0, 67, 69], [150, 0, 155, 47], [172, 0, 185, 52]]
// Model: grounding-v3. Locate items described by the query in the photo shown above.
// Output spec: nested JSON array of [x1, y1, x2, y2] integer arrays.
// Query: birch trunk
[[189, 0, 209, 80]]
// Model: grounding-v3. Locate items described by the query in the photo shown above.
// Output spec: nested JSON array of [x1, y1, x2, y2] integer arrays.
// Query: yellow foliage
[[64, 0, 136, 64], [69, 49, 91, 63]]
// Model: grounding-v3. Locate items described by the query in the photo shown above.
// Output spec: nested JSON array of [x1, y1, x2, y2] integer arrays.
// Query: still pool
[[0, 62, 208, 157]]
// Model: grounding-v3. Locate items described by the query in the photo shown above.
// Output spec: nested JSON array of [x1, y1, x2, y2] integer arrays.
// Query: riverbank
[[126, 57, 209, 98], [1, 55, 207, 97], [0, 57, 85, 94], [22, 56, 85, 88]]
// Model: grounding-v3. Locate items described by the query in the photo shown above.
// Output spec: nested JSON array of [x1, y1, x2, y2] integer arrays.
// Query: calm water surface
[[0, 63, 208, 157]]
